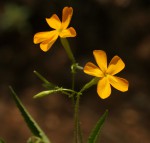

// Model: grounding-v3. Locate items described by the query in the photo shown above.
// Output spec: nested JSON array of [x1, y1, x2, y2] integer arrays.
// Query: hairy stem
[[74, 77, 99, 143]]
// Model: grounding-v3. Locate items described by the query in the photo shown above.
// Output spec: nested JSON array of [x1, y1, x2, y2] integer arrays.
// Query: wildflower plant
[[6, 6, 129, 143]]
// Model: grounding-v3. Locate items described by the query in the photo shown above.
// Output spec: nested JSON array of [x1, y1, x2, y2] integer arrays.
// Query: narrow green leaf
[[9, 86, 50, 143], [87, 110, 108, 143], [34, 70, 55, 89], [34, 90, 57, 98], [34, 88, 78, 98]]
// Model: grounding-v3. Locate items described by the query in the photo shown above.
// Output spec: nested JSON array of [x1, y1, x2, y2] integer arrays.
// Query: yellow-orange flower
[[84, 50, 129, 99], [33, 7, 76, 52]]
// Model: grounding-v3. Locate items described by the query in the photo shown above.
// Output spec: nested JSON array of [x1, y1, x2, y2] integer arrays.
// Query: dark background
[[0, 0, 150, 143]]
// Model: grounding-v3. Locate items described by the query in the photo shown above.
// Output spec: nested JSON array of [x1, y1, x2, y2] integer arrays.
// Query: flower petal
[[93, 50, 107, 72], [84, 62, 104, 77], [40, 34, 58, 52], [61, 7, 73, 29], [108, 75, 129, 92], [33, 30, 57, 44], [107, 56, 125, 75], [46, 14, 61, 29], [97, 77, 111, 99], [59, 27, 76, 38]]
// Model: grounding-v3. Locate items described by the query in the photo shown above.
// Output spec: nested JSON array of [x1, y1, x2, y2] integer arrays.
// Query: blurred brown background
[[0, 0, 150, 143]]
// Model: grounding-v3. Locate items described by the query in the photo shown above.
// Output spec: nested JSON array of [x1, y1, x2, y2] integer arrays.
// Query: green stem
[[74, 93, 83, 143], [74, 77, 99, 143], [60, 38, 76, 64], [60, 37, 76, 103], [80, 77, 99, 93], [60, 37, 81, 142], [60, 38, 97, 143], [71, 72, 75, 93]]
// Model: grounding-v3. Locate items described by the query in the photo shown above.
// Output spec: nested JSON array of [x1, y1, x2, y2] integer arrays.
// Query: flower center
[[57, 28, 63, 33], [104, 72, 108, 77]]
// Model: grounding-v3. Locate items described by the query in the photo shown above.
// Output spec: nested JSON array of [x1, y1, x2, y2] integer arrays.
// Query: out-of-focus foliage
[[0, 3, 31, 33]]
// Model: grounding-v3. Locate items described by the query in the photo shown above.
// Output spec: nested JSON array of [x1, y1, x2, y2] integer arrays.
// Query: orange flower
[[84, 50, 129, 99], [33, 7, 76, 52]]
